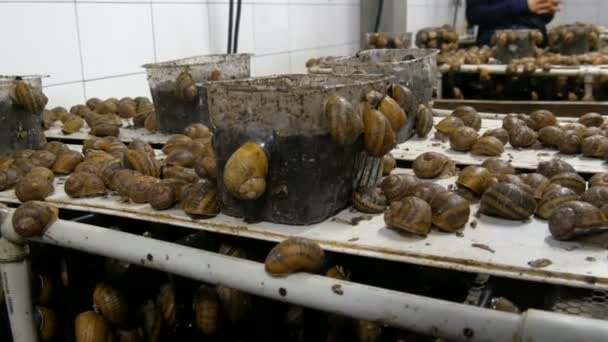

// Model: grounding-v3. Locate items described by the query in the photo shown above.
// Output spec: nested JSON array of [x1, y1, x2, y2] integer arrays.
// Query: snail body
[[449, 126, 479, 151], [362, 107, 396, 157], [413, 152, 456, 179], [180, 181, 219, 217], [550, 172, 586, 195], [457, 166, 496, 196], [549, 201, 607, 240], [75, 311, 110, 342], [430, 191, 470, 232], [536, 186, 578, 219], [264, 237, 325, 275], [380, 174, 420, 203], [352, 187, 387, 213], [537, 159, 575, 178], [223, 141, 268, 200], [193, 285, 220, 335], [481, 128, 509, 145], [480, 183, 537, 220], [52, 150, 84, 174], [15, 175, 54, 202], [65, 172, 107, 198], [12, 201, 58, 237], [472, 136, 504, 156], [415, 104, 433, 137], [384, 197, 432, 236], [93, 283, 128, 326]]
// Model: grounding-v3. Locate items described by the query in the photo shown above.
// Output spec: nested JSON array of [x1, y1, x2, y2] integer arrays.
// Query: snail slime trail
[[151, 80, 205, 133]]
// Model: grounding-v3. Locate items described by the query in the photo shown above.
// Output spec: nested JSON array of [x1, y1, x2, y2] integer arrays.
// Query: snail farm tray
[[0, 170, 605, 291], [45, 120, 169, 145]]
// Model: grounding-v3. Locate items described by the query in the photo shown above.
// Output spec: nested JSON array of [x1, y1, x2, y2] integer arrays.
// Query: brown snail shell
[[15, 149, 35, 159], [180, 181, 219, 217], [90, 123, 120, 137], [44, 141, 70, 156], [529, 110, 557, 131], [537, 159, 575, 178], [502, 115, 526, 133], [162, 165, 198, 183], [562, 123, 586, 136], [435, 116, 464, 135], [471, 136, 504, 156], [457, 166, 496, 195], [117, 98, 137, 118], [378, 96, 406, 132], [324, 95, 363, 145], [126, 150, 160, 178], [29, 167, 55, 183], [144, 113, 157, 132], [223, 141, 268, 200], [35, 306, 56, 341], [62, 116, 84, 134], [415, 104, 433, 138], [127, 175, 159, 204], [15, 157, 35, 174], [52, 150, 84, 174], [70, 104, 89, 116], [451, 106, 481, 131], [549, 201, 607, 240], [519, 173, 551, 200], [380, 174, 420, 203], [30, 151, 57, 169], [111, 169, 142, 196], [590, 173, 608, 188], [12, 201, 58, 237], [389, 84, 415, 114], [0, 167, 21, 191], [75, 310, 110, 342], [183, 123, 212, 142], [481, 128, 509, 145], [65, 172, 107, 198], [536, 185, 578, 219], [162, 135, 192, 155], [352, 187, 386, 213], [98, 159, 123, 188], [550, 172, 586, 195], [582, 127, 604, 138], [363, 107, 396, 157], [382, 154, 396, 176], [357, 320, 382, 342], [430, 191, 470, 232], [558, 131, 582, 155], [193, 285, 220, 335], [94, 99, 118, 114], [93, 283, 128, 326], [74, 160, 106, 176], [480, 183, 537, 220], [128, 139, 155, 158], [411, 182, 447, 204], [365, 90, 384, 108], [157, 283, 176, 329], [165, 149, 195, 168], [449, 126, 479, 151], [509, 125, 537, 148], [15, 175, 54, 202], [12, 80, 47, 113], [133, 112, 150, 128], [582, 135, 608, 158], [384, 197, 432, 236], [581, 186, 608, 208], [217, 285, 252, 325], [194, 155, 217, 179], [498, 174, 526, 186], [264, 237, 325, 275], [175, 71, 198, 102], [148, 179, 187, 210], [413, 152, 456, 179], [578, 112, 604, 127]]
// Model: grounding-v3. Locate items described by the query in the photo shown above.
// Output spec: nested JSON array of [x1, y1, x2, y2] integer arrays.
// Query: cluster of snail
[[304, 56, 341, 69], [42, 96, 156, 135], [9, 78, 49, 114], [415, 25, 459, 52], [365, 32, 409, 49], [548, 23, 603, 53], [437, 45, 495, 72], [492, 30, 544, 51]]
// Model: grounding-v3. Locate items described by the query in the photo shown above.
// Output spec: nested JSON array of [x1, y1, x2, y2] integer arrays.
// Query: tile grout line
[[205, 1, 212, 54], [286, 0, 292, 73], [72, 0, 88, 100], [0, 1, 360, 5], [149, 0, 158, 62]]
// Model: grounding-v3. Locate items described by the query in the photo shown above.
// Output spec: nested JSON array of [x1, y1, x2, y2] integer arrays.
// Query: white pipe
[[521, 309, 608, 342], [0, 238, 38, 342], [439, 63, 608, 77]]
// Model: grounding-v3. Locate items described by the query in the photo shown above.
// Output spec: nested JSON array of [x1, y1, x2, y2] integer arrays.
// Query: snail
[[15, 175, 54, 202], [28, 167, 55, 183], [352, 187, 387, 213], [519, 173, 551, 200], [184, 123, 212, 143], [449, 126, 479, 151], [365, 90, 384, 108], [378, 96, 406, 132], [549, 201, 608, 240], [589, 173, 608, 188], [62, 116, 84, 134], [95, 99, 118, 114], [98, 159, 123, 188], [117, 97, 137, 118], [162, 165, 198, 183], [264, 237, 325, 275], [581, 135, 608, 158], [550, 172, 586, 195], [0, 167, 21, 191], [380, 174, 420, 203], [44, 141, 70, 156], [111, 169, 142, 197], [148, 179, 187, 210], [481, 128, 509, 145], [208, 69, 222, 81], [530, 30, 544, 45], [135, 97, 154, 114], [362, 106, 396, 157], [451, 106, 481, 131], [141, 300, 162, 342], [70, 104, 89, 116], [116, 329, 143, 342], [537, 159, 575, 178], [382, 153, 396, 176], [435, 116, 464, 135], [157, 283, 176, 329], [90, 123, 120, 137], [52, 150, 84, 174], [12, 80, 48, 113], [529, 110, 557, 131], [126, 150, 161, 178], [65, 172, 107, 198], [217, 285, 252, 325], [562, 123, 586, 136], [193, 285, 220, 335], [223, 141, 268, 200], [93, 283, 128, 326], [578, 112, 604, 127], [509, 125, 538, 148], [30, 151, 57, 169], [471, 136, 505, 156], [430, 191, 470, 232], [324, 95, 363, 145], [133, 112, 150, 128], [42, 110, 57, 129], [480, 183, 537, 220], [15, 157, 35, 174], [12, 201, 58, 238], [558, 131, 582, 155], [180, 181, 219, 217], [411, 182, 447, 204], [325, 265, 350, 280], [502, 115, 526, 133], [144, 113, 157, 132], [415, 104, 433, 137], [536, 185, 578, 219], [357, 320, 382, 342], [491, 297, 521, 314], [384, 197, 432, 236], [75, 311, 110, 342], [516, 114, 535, 128], [175, 71, 198, 102], [581, 186, 608, 208], [165, 149, 195, 168], [33, 274, 53, 306], [162, 135, 192, 155], [194, 154, 217, 179], [582, 127, 604, 138], [457, 166, 496, 196], [127, 175, 159, 204], [413, 152, 456, 179], [35, 306, 56, 341]]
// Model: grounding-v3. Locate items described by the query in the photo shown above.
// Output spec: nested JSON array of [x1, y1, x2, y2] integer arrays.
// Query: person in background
[[466, 0, 561, 46]]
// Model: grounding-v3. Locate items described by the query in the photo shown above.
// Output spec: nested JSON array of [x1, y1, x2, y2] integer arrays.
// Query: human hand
[[528, 0, 561, 14]]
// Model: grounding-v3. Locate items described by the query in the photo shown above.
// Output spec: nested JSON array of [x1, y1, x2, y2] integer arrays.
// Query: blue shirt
[[466, 0, 554, 46]]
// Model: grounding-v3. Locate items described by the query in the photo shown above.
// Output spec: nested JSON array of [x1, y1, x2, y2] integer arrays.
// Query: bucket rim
[[142, 53, 254, 69], [0, 75, 49, 83], [331, 48, 439, 67]]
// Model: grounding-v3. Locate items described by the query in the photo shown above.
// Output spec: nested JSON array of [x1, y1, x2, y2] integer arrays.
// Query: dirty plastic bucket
[[494, 29, 539, 63]]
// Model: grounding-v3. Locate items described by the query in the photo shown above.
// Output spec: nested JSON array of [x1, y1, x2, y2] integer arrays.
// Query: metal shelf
[[44, 120, 169, 145]]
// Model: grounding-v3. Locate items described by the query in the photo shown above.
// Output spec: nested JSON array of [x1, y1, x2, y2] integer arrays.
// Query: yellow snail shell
[[378, 96, 407, 132], [384, 197, 432, 236], [362, 106, 396, 157], [471, 136, 505, 156], [12, 201, 58, 237], [93, 283, 128, 326], [75, 311, 110, 342], [264, 237, 325, 276], [52, 150, 84, 174], [223, 141, 268, 200], [435, 116, 464, 135], [324, 95, 363, 145]]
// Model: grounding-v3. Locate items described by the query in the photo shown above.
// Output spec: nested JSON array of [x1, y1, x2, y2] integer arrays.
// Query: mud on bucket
[[142, 54, 252, 134], [204, 74, 396, 225], [0, 75, 48, 156]]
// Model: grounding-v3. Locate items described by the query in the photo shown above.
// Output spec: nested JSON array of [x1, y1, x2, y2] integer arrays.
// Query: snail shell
[[135, 97, 154, 114], [537, 159, 575, 178], [435, 116, 464, 135], [33, 274, 53, 306], [12, 80, 47, 113], [550, 172, 586, 195], [183, 123, 212, 143], [471, 136, 505, 156], [411, 182, 447, 204], [324, 95, 363, 145], [581, 186, 608, 208], [193, 285, 220, 335], [111, 169, 142, 196], [509, 125, 538, 148], [582, 135, 608, 158], [74, 160, 106, 176], [352, 187, 387, 213], [133, 112, 150, 128], [457, 166, 496, 195], [148, 179, 187, 210], [264, 237, 325, 275], [116, 329, 143, 342], [44, 141, 70, 156], [162, 135, 192, 155], [157, 283, 176, 329], [480, 183, 537, 220], [144, 113, 157, 132], [95, 99, 118, 114], [449, 126, 479, 151], [519, 173, 551, 200], [15, 175, 54, 202], [180, 181, 219, 217], [365, 90, 384, 108], [90, 123, 120, 137], [536, 185, 578, 219], [578, 112, 604, 127], [15, 157, 35, 174], [0, 167, 21, 191], [430, 191, 470, 232], [175, 71, 198, 102], [141, 300, 161, 342], [70, 104, 90, 116], [28, 167, 55, 183], [325, 265, 350, 280], [378, 96, 406, 132], [502, 115, 526, 133], [415, 104, 433, 138], [12, 201, 58, 237], [99, 159, 123, 188], [42, 110, 56, 129], [30, 151, 57, 169], [481, 128, 509, 145], [162, 165, 198, 183], [194, 155, 217, 179], [389, 85, 414, 114], [558, 131, 582, 155], [451, 106, 481, 131], [62, 116, 84, 134], [357, 320, 382, 342], [382, 153, 396, 176], [35, 306, 56, 341], [165, 149, 195, 168], [549, 201, 607, 240], [363, 106, 396, 157], [384, 197, 432, 236], [380, 174, 420, 203], [126, 150, 160, 178], [217, 285, 252, 324], [52, 150, 84, 174], [65, 172, 107, 198], [117, 97, 137, 118], [529, 110, 557, 131], [562, 123, 587, 136], [582, 127, 604, 138], [127, 175, 159, 204], [223, 141, 268, 200], [128, 139, 155, 157], [75, 311, 110, 342], [590, 173, 608, 188], [93, 283, 128, 326], [0, 157, 14, 170], [413, 152, 456, 179]]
